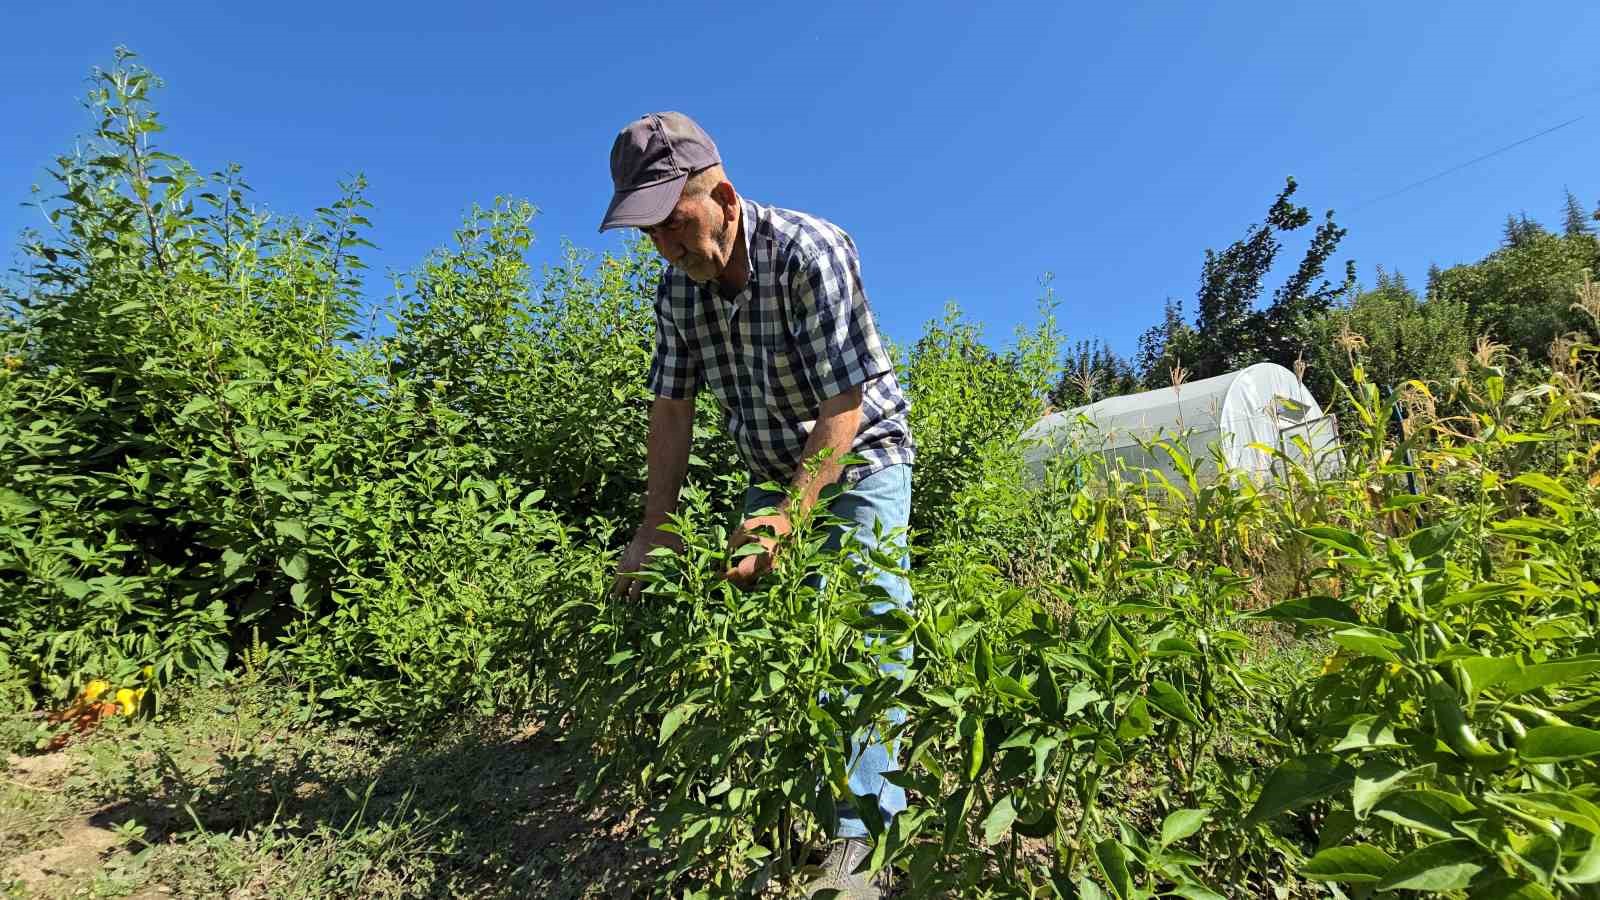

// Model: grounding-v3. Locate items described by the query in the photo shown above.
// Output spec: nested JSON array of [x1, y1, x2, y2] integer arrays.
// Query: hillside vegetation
[[4, 54, 1600, 899]]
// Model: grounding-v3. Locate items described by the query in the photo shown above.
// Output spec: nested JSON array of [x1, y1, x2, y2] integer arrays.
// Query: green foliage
[[1301, 267, 1473, 402], [6, 52, 1600, 899], [900, 300, 1064, 539], [0, 52, 698, 723], [1141, 176, 1354, 383], [1049, 338, 1140, 410], [1433, 225, 1600, 363]]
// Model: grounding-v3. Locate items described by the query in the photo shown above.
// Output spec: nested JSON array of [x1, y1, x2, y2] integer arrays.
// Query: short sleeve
[[645, 276, 701, 399], [787, 238, 893, 400]]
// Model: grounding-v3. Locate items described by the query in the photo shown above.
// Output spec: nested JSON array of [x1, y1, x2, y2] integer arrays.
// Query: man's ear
[[711, 179, 738, 216]]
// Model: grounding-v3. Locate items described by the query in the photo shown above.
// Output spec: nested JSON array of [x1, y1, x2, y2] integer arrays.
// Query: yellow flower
[[81, 679, 111, 703], [115, 688, 145, 717], [2, 355, 21, 372], [1320, 653, 1349, 675]]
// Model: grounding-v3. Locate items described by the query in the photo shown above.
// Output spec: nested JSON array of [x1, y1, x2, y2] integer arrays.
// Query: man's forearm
[[643, 396, 694, 528], [779, 386, 863, 521]]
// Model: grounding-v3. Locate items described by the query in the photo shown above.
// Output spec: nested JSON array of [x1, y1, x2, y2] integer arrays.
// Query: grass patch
[[2, 675, 659, 898]]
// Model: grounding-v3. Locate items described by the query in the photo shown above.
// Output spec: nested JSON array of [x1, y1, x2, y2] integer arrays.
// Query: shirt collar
[[708, 197, 764, 306]]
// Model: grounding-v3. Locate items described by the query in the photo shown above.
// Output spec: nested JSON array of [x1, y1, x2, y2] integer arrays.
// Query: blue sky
[[3, 0, 1597, 357]]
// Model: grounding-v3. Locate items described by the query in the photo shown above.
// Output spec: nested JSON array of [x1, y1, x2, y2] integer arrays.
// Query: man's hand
[[612, 524, 685, 601], [723, 513, 791, 590]]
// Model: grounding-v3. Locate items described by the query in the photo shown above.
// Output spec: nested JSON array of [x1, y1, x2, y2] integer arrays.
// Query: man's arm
[[613, 395, 695, 600], [641, 395, 695, 528], [724, 384, 862, 588], [781, 385, 862, 521]]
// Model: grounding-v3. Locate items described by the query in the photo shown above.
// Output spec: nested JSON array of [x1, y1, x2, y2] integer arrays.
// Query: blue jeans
[[742, 463, 913, 840]]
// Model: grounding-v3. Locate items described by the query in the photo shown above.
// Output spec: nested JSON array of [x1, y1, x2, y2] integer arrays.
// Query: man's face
[[642, 184, 735, 284]]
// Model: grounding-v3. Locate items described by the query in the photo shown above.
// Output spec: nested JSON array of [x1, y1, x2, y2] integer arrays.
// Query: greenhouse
[[1020, 362, 1342, 486]]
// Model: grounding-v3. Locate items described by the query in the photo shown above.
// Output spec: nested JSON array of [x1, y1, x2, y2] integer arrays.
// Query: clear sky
[[4, 1, 1597, 356]]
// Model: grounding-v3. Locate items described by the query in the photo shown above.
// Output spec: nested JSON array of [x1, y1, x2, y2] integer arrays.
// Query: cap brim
[[598, 174, 687, 232]]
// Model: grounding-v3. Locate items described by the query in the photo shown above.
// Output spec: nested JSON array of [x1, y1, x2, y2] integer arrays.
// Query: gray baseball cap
[[599, 111, 721, 232]]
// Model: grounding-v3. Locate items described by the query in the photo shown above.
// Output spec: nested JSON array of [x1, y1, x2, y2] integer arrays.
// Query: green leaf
[[1353, 761, 1430, 819], [942, 785, 973, 856], [278, 552, 309, 582], [1094, 838, 1133, 900], [272, 519, 308, 543], [1036, 653, 1062, 720], [1442, 582, 1518, 608], [1408, 520, 1461, 560], [1244, 754, 1356, 825], [659, 702, 701, 744], [1372, 791, 1458, 839], [1488, 791, 1600, 835], [1503, 657, 1600, 697], [1511, 472, 1574, 502], [1299, 525, 1372, 559], [1456, 655, 1521, 698], [221, 548, 250, 579], [1148, 680, 1201, 726], [1377, 839, 1483, 892], [1299, 843, 1396, 883], [1117, 696, 1152, 740], [813, 783, 837, 841], [1519, 726, 1600, 762], [1013, 806, 1057, 838], [982, 793, 1017, 844], [1469, 878, 1557, 900], [0, 488, 41, 515], [1564, 833, 1600, 884], [1170, 887, 1225, 900], [256, 477, 293, 499], [1248, 595, 1360, 629], [992, 674, 1035, 703], [1329, 627, 1402, 662], [1332, 717, 1403, 753], [1159, 808, 1210, 847], [60, 578, 91, 600], [1066, 682, 1101, 716], [973, 634, 993, 686], [1381, 493, 1429, 512]]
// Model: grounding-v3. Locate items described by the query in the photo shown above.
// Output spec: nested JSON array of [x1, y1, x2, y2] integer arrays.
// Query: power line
[[1351, 115, 1585, 212]]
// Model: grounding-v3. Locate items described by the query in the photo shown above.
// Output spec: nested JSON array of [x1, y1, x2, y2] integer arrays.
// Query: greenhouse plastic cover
[[1020, 362, 1340, 484]]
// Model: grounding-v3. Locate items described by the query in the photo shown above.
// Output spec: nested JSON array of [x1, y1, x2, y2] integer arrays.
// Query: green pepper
[[963, 714, 986, 781], [1426, 669, 1512, 770]]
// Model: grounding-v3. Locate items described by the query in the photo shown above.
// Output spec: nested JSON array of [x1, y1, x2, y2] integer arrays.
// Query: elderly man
[[601, 111, 915, 897]]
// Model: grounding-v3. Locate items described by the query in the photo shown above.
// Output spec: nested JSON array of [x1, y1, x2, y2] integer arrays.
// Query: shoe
[[804, 838, 888, 899]]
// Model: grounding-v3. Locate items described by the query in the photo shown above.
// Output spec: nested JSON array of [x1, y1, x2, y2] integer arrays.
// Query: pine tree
[[1135, 297, 1196, 389], [1563, 189, 1592, 236], [1503, 212, 1547, 248]]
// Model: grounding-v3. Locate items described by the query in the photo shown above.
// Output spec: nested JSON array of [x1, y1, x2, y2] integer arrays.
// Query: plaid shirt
[[646, 198, 915, 486]]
